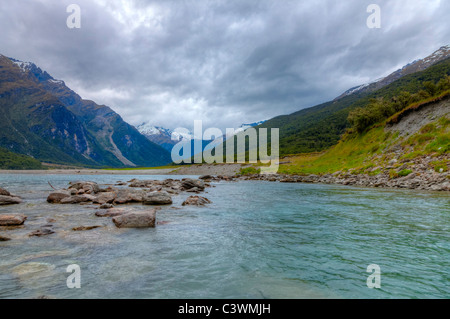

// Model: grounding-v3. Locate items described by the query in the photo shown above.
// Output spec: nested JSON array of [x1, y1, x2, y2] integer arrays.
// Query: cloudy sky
[[0, 0, 449, 130]]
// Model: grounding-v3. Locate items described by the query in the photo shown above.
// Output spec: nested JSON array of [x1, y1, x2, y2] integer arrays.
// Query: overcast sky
[[0, 0, 449, 130]]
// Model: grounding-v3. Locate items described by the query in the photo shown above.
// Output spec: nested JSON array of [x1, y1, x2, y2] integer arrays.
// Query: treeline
[[348, 75, 450, 133], [0, 147, 44, 170]]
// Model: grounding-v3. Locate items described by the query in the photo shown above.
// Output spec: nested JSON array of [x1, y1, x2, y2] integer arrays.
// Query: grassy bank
[[276, 111, 449, 175]]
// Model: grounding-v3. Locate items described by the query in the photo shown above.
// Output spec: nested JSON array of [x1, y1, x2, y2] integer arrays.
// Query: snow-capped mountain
[[223, 120, 267, 139], [137, 120, 267, 152], [336, 45, 450, 100], [136, 123, 193, 152]]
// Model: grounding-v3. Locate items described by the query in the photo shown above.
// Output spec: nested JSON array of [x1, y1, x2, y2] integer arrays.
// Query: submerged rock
[[182, 196, 212, 206], [143, 192, 173, 205], [0, 214, 27, 226], [72, 225, 102, 231], [12, 262, 56, 282], [0, 195, 22, 205], [0, 235, 11, 241], [29, 228, 55, 237], [99, 203, 114, 209], [112, 209, 157, 228]]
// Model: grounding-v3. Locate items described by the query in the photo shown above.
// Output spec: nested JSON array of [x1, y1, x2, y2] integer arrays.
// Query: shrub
[[432, 160, 448, 173], [398, 169, 413, 177], [389, 170, 399, 179], [349, 76, 450, 133], [238, 167, 261, 175]]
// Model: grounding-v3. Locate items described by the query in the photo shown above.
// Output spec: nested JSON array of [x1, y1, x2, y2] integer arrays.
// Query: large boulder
[[0, 214, 27, 226], [181, 179, 205, 191], [182, 196, 211, 206], [0, 195, 22, 205], [112, 209, 157, 228], [143, 192, 173, 205], [114, 189, 145, 204], [93, 192, 117, 205], [47, 190, 71, 203]]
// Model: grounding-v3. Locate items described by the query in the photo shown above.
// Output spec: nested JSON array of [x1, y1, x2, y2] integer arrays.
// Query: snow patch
[[48, 79, 63, 85], [136, 123, 193, 142], [12, 60, 32, 73]]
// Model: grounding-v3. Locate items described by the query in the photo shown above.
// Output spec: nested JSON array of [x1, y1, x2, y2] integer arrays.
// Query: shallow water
[[0, 174, 449, 299]]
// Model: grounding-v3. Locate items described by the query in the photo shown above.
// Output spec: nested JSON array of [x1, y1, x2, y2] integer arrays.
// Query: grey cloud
[[0, 0, 448, 131]]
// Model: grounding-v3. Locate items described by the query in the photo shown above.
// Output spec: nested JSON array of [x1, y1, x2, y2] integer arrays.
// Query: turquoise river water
[[0, 174, 449, 299]]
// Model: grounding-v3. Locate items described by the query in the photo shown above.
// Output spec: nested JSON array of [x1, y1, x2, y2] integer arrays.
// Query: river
[[0, 174, 449, 299]]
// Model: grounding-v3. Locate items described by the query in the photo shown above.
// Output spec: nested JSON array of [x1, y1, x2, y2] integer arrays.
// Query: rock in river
[[0, 195, 22, 205], [0, 214, 27, 226], [47, 190, 71, 203], [0, 235, 11, 242], [29, 228, 55, 237], [0, 187, 11, 196], [68, 181, 100, 194], [112, 209, 157, 228], [143, 192, 173, 205], [181, 178, 205, 191], [182, 196, 212, 206], [93, 192, 117, 205], [72, 226, 102, 231], [113, 189, 145, 204], [60, 194, 96, 204]]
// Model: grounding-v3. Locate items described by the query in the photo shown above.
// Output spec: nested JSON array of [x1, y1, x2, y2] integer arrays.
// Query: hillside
[[0, 55, 172, 168], [258, 50, 450, 156], [275, 93, 449, 185], [0, 147, 43, 170]]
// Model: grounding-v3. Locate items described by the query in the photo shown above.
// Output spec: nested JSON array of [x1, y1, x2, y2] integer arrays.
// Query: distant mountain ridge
[[0, 54, 171, 168], [137, 121, 267, 152], [336, 45, 450, 100], [136, 123, 193, 152]]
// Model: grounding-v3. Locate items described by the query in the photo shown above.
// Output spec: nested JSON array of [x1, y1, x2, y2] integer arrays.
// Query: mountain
[[277, 88, 449, 179], [335, 45, 450, 100], [0, 147, 43, 170], [227, 121, 267, 137], [0, 55, 171, 168], [136, 123, 192, 152], [258, 45, 450, 156], [137, 121, 266, 153]]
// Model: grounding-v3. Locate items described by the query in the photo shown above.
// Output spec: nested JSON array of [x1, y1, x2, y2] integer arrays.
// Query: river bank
[[0, 158, 448, 191]]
